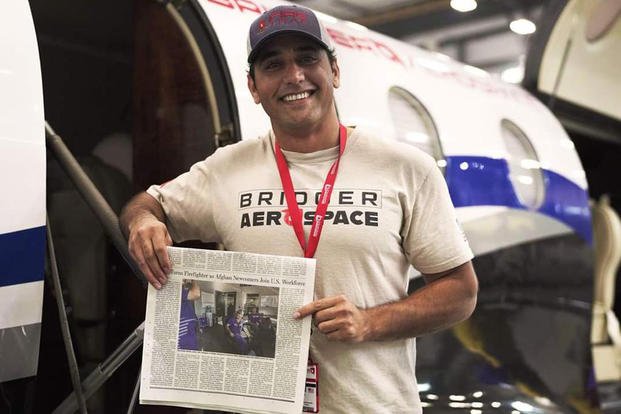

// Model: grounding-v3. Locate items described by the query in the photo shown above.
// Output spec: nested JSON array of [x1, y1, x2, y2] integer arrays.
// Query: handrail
[[45, 122, 146, 283]]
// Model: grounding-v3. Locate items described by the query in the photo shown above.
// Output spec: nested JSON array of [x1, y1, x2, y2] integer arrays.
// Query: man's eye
[[263, 61, 280, 70], [300, 55, 318, 64]]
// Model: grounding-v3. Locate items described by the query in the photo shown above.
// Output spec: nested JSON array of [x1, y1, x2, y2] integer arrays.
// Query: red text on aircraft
[[326, 28, 404, 66], [207, 0, 266, 14]]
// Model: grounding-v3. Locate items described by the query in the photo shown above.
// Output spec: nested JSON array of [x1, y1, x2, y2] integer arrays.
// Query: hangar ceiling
[[290, 0, 547, 82], [25, 0, 551, 160], [28, 0, 547, 88]]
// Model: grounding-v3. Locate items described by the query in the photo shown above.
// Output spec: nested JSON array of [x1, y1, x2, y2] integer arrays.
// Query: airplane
[[0, 0, 620, 412]]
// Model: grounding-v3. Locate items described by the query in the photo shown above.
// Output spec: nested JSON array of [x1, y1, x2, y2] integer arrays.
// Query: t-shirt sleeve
[[402, 163, 473, 274], [146, 158, 220, 243]]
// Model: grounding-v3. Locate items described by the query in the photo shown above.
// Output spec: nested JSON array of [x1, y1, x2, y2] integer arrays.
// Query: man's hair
[[247, 47, 337, 81]]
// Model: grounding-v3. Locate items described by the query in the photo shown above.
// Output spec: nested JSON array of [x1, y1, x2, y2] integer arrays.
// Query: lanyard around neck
[[274, 124, 347, 258]]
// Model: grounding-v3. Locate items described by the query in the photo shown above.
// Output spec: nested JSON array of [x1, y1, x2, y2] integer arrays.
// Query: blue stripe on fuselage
[[445, 156, 592, 244], [0, 226, 46, 287]]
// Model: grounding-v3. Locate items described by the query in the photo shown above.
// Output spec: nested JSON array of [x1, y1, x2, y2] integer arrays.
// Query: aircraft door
[[133, 0, 240, 190]]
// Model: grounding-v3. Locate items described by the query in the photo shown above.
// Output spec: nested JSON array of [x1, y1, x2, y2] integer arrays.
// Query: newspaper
[[140, 246, 316, 414]]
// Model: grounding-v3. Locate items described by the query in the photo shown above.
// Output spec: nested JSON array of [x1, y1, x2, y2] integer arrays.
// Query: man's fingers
[[142, 238, 168, 283], [294, 296, 368, 343], [316, 318, 340, 334], [142, 266, 162, 289], [153, 231, 173, 273], [294, 295, 345, 319], [314, 306, 343, 324], [126, 217, 173, 290], [132, 231, 166, 287], [295, 296, 340, 319], [130, 241, 162, 289], [321, 318, 364, 343]]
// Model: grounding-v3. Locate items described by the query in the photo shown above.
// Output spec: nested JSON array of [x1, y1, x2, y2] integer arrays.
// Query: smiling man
[[247, 31, 340, 152], [120, 5, 477, 414]]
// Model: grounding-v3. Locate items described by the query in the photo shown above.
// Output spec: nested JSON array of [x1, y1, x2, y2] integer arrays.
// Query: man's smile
[[280, 90, 315, 102]]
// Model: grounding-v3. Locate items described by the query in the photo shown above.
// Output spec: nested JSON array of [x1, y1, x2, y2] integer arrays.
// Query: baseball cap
[[247, 5, 333, 64]]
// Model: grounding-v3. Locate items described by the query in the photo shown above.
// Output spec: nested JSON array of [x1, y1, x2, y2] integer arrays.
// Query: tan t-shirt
[[148, 127, 473, 413]]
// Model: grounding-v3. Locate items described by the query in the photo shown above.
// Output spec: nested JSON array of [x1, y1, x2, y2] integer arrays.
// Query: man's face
[[247, 34, 340, 134]]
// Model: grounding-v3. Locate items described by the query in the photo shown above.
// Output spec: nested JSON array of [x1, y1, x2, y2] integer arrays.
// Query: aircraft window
[[500, 119, 545, 209], [388, 87, 445, 170]]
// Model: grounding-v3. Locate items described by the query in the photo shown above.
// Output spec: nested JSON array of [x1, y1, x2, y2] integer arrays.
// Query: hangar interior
[[1, 0, 620, 413]]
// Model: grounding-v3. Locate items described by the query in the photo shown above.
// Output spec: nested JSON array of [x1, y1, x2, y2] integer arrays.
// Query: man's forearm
[[363, 261, 478, 341], [120, 191, 173, 288], [120, 192, 166, 238]]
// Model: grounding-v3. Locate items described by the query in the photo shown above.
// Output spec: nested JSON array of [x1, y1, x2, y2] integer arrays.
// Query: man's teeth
[[282, 92, 310, 102]]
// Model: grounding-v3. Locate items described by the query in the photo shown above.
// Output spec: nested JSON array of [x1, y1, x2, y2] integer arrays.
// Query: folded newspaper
[[140, 246, 316, 414]]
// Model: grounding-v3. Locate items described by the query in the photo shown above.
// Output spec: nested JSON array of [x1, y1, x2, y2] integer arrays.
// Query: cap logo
[[256, 9, 308, 34]]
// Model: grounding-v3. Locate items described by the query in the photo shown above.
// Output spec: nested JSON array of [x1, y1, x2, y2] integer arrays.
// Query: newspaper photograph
[[140, 246, 316, 414]]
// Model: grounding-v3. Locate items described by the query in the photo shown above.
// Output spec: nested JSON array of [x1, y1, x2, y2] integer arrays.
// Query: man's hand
[[120, 192, 173, 289], [293, 295, 371, 343], [127, 214, 173, 289], [292, 262, 477, 342]]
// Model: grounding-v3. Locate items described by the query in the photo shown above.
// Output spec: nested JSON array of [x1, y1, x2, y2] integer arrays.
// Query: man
[[225, 309, 251, 355], [247, 306, 262, 327], [120, 5, 477, 413]]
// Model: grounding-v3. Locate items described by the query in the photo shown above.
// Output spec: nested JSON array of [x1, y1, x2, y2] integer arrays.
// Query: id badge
[[303, 362, 319, 412]]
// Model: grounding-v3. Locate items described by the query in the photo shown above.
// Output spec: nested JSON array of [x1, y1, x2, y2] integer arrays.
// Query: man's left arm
[[293, 261, 477, 343]]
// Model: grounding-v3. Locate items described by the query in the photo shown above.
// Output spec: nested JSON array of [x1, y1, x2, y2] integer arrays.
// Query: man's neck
[[273, 121, 340, 153]]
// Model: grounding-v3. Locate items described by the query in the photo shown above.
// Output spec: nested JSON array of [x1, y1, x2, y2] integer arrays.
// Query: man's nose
[[283, 62, 304, 83]]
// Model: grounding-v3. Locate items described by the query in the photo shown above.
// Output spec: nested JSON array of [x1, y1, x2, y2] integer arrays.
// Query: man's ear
[[247, 73, 261, 104], [331, 59, 340, 89]]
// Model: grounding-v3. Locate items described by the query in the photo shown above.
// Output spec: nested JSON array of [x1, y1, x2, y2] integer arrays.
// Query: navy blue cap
[[247, 5, 333, 64]]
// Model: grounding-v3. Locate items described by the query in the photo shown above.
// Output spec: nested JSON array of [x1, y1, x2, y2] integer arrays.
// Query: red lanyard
[[274, 124, 347, 258]]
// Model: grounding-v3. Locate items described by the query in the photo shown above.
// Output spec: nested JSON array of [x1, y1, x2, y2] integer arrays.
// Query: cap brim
[[248, 30, 330, 64]]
